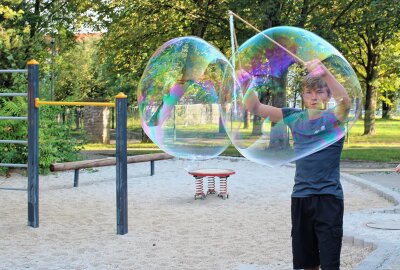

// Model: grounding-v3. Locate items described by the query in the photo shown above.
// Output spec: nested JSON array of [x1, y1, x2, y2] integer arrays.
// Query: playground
[[2, 2, 400, 269], [0, 157, 398, 270]]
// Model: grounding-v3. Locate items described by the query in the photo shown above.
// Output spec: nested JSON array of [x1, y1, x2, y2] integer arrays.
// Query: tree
[[54, 34, 103, 101], [0, 1, 100, 174], [96, 0, 233, 99], [376, 33, 400, 119], [95, 0, 233, 141], [228, 0, 316, 141], [325, 0, 400, 134]]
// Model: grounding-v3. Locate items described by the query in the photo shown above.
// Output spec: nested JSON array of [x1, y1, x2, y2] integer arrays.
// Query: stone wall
[[83, 106, 110, 144]]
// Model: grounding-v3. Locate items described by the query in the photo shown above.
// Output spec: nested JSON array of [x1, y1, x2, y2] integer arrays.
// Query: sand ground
[[0, 158, 395, 270]]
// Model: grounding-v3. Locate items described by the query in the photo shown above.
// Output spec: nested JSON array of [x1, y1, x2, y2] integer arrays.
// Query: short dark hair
[[303, 74, 331, 97]]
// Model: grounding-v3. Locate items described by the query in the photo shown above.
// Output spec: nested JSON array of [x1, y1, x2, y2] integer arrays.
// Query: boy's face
[[302, 87, 330, 110]]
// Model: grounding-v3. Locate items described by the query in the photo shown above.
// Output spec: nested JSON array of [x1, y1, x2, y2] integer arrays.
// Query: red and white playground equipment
[[188, 168, 235, 200]]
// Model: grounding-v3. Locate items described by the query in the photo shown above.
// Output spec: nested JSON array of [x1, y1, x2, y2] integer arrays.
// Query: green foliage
[[54, 35, 106, 100], [2, 0, 400, 149], [312, 0, 400, 133], [96, 0, 234, 102], [0, 95, 84, 175], [38, 105, 85, 174], [375, 33, 400, 117], [1, 0, 104, 97]]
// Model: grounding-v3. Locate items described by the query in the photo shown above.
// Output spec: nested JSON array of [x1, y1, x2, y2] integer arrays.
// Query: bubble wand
[[227, 10, 305, 65]]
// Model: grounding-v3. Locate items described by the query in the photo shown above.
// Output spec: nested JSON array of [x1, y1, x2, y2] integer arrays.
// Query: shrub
[[0, 97, 84, 175]]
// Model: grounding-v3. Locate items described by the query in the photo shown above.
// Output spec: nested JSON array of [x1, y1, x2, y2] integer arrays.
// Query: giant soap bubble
[[138, 36, 233, 160], [221, 26, 362, 166]]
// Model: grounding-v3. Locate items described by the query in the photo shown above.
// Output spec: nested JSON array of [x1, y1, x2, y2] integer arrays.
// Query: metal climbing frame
[[0, 60, 39, 228], [0, 72, 29, 168], [2, 61, 129, 235], [34, 92, 128, 235]]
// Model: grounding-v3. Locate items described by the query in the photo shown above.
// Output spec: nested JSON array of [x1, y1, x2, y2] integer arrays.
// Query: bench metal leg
[[74, 169, 79, 187], [150, 160, 154, 176]]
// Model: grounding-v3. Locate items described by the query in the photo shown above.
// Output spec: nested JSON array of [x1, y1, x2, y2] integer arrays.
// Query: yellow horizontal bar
[[35, 98, 115, 108]]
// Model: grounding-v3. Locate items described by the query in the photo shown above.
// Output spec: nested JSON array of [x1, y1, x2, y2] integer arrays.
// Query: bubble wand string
[[229, 14, 236, 70], [227, 10, 305, 65], [229, 13, 238, 113]]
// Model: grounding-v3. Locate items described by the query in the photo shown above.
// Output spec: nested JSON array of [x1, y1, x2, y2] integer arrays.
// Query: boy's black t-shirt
[[282, 108, 345, 199]]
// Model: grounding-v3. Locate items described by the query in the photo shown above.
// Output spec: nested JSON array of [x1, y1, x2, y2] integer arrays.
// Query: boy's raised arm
[[243, 89, 283, 123]]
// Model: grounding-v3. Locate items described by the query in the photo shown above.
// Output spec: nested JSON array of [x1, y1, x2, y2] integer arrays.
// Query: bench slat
[[50, 153, 173, 172]]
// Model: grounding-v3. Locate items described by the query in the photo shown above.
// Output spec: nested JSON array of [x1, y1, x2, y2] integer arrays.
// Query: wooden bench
[[50, 153, 173, 187]]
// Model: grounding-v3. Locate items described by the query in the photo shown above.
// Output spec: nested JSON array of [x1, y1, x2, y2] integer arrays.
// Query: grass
[[83, 117, 400, 163], [342, 117, 400, 162]]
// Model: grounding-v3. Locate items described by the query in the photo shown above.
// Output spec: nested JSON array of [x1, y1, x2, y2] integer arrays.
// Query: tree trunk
[[243, 110, 248, 129], [382, 91, 395, 119], [262, 1, 283, 29], [75, 107, 81, 130], [191, 0, 215, 38], [141, 128, 152, 143], [363, 82, 377, 135], [363, 47, 379, 135], [269, 77, 289, 149], [30, 0, 40, 39], [297, 0, 310, 28], [252, 115, 263, 135], [251, 90, 270, 135], [382, 100, 390, 119], [219, 104, 226, 134]]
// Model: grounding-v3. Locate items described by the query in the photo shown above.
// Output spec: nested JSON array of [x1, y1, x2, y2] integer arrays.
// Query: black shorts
[[291, 195, 344, 270]]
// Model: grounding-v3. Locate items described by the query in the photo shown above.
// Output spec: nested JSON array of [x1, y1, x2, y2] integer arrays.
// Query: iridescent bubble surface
[[138, 36, 232, 160], [221, 26, 362, 166]]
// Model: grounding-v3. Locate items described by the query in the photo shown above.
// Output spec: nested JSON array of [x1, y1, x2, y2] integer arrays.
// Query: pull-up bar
[[30, 91, 129, 235], [0, 69, 27, 73], [35, 99, 116, 108], [17, 60, 129, 235]]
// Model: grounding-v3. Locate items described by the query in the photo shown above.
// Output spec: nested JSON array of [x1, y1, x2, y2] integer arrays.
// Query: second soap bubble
[[138, 36, 233, 160], [221, 26, 363, 167]]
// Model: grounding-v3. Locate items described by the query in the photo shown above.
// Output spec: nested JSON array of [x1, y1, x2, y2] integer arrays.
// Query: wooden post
[[115, 93, 128, 235], [27, 60, 39, 228]]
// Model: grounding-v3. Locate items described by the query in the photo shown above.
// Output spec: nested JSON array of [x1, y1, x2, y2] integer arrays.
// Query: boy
[[245, 59, 351, 270]]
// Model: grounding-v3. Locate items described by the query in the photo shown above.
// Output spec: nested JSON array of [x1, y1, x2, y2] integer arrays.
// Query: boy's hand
[[236, 69, 252, 92], [305, 59, 327, 77], [395, 164, 400, 173]]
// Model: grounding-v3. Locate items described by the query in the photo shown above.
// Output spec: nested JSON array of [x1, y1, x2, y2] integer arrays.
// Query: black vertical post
[[27, 60, 39, 228], [74, 169, 79, 187], [150, 160, 154, 176], [115, 92, 128, 235]]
